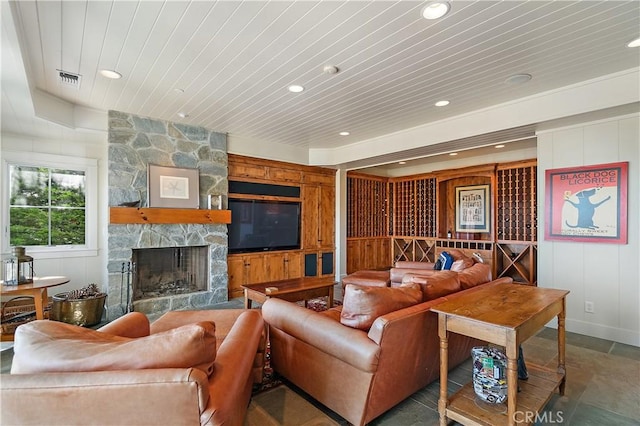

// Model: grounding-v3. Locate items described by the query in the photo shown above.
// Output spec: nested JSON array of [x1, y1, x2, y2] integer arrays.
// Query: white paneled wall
[[1, 132, 108, 296], [537, 114, 639, 346]]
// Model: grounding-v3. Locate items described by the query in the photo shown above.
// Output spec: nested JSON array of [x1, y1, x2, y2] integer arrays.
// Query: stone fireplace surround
[[107, 110, 228, 320]]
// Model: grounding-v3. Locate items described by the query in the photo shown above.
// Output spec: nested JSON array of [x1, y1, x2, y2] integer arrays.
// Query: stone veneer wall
[[107, 110, 228, 319]]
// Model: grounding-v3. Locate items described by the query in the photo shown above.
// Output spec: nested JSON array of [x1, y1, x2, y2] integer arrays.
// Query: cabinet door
[[346, 239, 362, 274], [227, 256, 246, 298], [302, 185, 320, 249], [370, 238, 391, 269], [265, 253, 286, 282], [286, 252, 302, 279], [319, 185, 335, 248], [245, 255, 266, 285]]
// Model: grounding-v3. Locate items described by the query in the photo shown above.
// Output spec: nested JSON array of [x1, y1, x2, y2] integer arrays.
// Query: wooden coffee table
[[242, 277, 336, 309], [432, 282, 569, 426]]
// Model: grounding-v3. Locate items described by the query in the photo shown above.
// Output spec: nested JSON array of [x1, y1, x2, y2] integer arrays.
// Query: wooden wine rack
[[390, 175, 436, 237], [346, 160, 537, 285], [496, 161, 537, 242], [346, 173, 388, 238]]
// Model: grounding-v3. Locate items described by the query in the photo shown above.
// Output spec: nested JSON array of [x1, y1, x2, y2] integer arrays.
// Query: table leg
[[438, 314, 449, 426], [327, 285, 334, 308], [244, 290, 252, 309], [506, 336, 518, 426], [558, 298, 567, 395], [34, 288, 47, 320]]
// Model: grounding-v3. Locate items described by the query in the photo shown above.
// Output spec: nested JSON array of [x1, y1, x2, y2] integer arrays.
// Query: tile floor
[[2, 295, 639, 425]]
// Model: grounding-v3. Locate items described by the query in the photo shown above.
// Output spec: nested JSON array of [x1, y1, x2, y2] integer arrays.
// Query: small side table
[[432, 282, 569, 426], [1, 276, 70, 341]]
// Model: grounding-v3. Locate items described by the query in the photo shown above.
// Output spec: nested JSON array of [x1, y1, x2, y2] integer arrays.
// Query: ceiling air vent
[[57, 70, 81, 89]]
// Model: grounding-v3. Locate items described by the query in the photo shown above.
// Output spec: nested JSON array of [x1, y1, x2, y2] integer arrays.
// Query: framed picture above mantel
[[148, 164, 199, 209], [545, 161, 628, 244]]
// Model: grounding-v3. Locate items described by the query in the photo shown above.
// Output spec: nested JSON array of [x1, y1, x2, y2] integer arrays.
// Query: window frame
[[2, 151, 98, 258]]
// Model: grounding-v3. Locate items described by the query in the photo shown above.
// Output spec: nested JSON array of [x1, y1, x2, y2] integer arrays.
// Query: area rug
[[245, 385, 339, 426], [297, 297, 342, 312]]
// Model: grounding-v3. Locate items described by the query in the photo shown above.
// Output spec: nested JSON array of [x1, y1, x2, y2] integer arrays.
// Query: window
[[2, 152, 97, 257]]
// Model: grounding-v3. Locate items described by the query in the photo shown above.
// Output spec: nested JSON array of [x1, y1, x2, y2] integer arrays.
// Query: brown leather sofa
[[263, 275, 513, 426], [343, 250, 489, 289], [1, 309, 265, 426]]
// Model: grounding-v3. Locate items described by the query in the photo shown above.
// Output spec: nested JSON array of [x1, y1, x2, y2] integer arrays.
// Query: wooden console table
[[1, 276, 70, 341], [432, 282, 569, 426], [242, 277, 336, 309]]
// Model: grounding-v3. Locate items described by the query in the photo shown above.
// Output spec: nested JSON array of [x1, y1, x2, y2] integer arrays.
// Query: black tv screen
[[228, 199, 301, 254]]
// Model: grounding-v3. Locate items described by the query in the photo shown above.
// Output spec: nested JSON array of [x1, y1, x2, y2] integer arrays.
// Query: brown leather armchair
[[1, 309, 265, 426]]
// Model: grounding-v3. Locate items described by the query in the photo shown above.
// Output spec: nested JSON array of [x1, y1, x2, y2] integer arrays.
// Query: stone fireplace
[[131, 246, 209, 301], [107, 111, 229, 319]]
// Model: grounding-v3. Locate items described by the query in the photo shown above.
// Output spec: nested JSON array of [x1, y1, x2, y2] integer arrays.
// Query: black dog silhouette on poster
[[564, 188, 611, 230]]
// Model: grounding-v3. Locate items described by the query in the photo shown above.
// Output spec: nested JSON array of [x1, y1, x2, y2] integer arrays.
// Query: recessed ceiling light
[[339, 131, 350, 136], [628, 37, 640, 48], [505, 73, 532, 85], [435, 100, 450, 107], [495, 144, 505, 148], [398, 161, 407, 165], [288, 85, 304, 93], [100, 69, 122, 79], [421, 2, 450, 19], [449, 152, 458, 156], [177, 112, 189, 118]]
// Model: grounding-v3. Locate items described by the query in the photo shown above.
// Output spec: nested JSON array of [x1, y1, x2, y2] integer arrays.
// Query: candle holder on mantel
[[2, 246, 34, 285]]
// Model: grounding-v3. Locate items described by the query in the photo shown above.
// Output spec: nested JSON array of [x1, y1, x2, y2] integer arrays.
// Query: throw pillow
[[403, 271, 461, 301], [340, 283, 422, 330], [459, 263, 492, 289], [12, 320, 217, 376], [438, 251, 455, 270]]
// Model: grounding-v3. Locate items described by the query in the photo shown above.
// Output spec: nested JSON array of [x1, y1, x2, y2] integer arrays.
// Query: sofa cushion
[[402, 271, 462, 301], [458, 262, 492, 289], [340, 283, 422, 330], [12, 319, 217, 376], [342, 270, 391, 288], [451, 258, 474, 272]]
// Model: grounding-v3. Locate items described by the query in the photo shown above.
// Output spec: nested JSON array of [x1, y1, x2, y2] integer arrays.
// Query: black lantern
[[2, 246, 34, 285]]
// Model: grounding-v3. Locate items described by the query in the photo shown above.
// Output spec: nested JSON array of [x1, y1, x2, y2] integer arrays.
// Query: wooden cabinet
[[227, 155, 336, 293], [228, 251, 303, 298], [264, 251, 302, 282], [302, 175, 335, 252], [302, 178, 335, 277], [346, 237, 391, 274]]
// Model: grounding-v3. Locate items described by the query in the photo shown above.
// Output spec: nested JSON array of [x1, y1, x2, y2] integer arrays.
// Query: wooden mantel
[[110, 207, 231, 224]]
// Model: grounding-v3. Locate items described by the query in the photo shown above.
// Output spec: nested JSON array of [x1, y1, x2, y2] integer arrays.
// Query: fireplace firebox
[[131, 246, 209, 301]]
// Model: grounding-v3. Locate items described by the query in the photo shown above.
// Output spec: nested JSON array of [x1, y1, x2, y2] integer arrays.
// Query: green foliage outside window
[[9, 165, 86, 246]]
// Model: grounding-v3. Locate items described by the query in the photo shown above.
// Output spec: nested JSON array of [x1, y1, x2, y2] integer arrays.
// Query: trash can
[[471, 346, 508, 403]]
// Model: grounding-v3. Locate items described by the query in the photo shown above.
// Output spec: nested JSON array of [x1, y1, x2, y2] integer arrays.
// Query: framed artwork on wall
[[545, 161, 628, 244], [455, 184, 490, 233], [148, 164, 199, 208]]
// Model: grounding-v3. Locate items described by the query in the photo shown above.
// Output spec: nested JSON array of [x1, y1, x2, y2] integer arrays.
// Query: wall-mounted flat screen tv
[[228, 199, 301, 254]]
